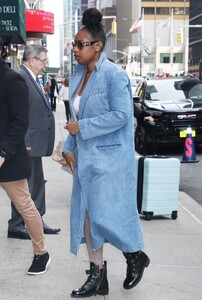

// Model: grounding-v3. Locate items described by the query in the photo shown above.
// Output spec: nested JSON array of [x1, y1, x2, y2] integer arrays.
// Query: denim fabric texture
[[63, 52, 144, 255]]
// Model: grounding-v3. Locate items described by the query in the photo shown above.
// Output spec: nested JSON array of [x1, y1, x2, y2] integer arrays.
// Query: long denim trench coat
[[63, 52, 144, 255]]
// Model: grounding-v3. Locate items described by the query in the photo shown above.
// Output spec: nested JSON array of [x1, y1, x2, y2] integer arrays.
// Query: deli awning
[[26, 10, 54, 38]]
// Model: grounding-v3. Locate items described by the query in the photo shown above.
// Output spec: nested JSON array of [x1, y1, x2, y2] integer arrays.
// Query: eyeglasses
[[34, 56, 48, 64], [72, 40, 98, 50]]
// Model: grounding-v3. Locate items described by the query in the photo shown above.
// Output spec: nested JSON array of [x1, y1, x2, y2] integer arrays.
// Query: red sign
[[26, 10, 54, 34]]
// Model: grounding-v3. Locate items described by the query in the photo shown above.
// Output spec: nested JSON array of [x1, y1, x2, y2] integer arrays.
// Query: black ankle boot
[[123, 251, 150, 290], [97, 261, 109, 295], [71, 261, 109, 298]]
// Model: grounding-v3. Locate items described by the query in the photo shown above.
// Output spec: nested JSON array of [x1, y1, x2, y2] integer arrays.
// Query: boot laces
[[126, 252, 140, 273]]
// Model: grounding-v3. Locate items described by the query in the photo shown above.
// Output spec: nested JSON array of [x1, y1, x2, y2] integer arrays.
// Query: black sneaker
[[27, 252, 51, 275]]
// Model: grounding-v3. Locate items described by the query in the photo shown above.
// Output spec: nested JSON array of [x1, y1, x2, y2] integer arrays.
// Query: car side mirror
[[133, 96, 141, 103]]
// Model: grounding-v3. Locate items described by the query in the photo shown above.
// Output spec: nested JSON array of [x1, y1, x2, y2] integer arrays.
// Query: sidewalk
[[1, 102, 202, 300]]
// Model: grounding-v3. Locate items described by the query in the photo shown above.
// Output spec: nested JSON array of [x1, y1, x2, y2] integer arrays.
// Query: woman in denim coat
[[63, 8, 150, 298]]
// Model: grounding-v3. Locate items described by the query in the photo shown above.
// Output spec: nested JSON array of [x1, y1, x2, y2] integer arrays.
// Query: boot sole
[[7, 231, 30, 240], [27, 257, 51, 275], [123, 256, 150, 290], [71, 288, 109, 298]]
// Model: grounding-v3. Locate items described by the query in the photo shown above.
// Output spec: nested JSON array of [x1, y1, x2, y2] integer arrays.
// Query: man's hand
[[144, 116, 154, 123], [0, 156, 5, 168], [63, 152, 76, 175], [64, 121, 80, 136]]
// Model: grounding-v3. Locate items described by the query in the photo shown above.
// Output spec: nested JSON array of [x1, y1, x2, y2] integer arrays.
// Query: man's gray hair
[[23, 44, 48, 61]]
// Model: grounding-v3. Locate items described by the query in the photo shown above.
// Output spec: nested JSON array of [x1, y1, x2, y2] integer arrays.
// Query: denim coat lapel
[[79, 70, 98, 120], [70, 53, 106, 121]]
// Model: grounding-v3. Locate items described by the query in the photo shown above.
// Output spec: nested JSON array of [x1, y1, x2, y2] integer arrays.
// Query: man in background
[[8, 44, 60, 239]]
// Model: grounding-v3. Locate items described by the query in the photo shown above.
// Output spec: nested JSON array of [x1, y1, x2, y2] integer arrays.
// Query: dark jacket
[[49, 78, 59, 97], [0, 57, 31, 182], [135, 110, 151, 126]]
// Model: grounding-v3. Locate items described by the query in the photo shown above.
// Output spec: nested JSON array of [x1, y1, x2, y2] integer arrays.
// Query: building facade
[[61, 0, 89, 76], [58, 0, 190, 77], [115, 0, 190, 77], [188, 0, 202, 78]]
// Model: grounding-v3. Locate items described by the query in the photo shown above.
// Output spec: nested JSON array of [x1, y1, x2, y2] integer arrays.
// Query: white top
[[73, 95, 81, 115], [59, 85, 69, 101], [23, 64, 44, 92], [23, 64, 36, 81]]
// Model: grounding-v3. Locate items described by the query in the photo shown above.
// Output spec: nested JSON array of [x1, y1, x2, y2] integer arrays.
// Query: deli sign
[[0, 0, 26, 44]]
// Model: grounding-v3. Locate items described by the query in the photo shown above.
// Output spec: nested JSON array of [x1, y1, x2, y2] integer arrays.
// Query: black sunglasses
[[72, 40, 98, 50]]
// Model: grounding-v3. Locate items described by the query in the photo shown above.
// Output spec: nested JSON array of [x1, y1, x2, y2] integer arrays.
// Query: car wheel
[[135, 126, 146, 155]]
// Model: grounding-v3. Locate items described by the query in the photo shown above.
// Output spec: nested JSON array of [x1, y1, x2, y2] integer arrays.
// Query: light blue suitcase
[[136, 155, 180, 220]]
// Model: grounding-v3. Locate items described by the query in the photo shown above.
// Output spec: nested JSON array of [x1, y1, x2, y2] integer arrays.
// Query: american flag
[[129, 16, 143, 32]]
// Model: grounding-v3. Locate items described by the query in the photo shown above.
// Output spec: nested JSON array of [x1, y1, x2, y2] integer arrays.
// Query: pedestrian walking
[[59, 77, 71, 123], [44, 80, 51, 106], [8, 44, 61, 240], [0, 37, 51, 275], [63, 8, 150, 298], [50, 76, 59, 111]]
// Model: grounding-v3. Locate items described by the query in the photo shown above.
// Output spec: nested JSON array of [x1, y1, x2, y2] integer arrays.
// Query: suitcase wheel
[[143, 211, 153, 221], [145, 214, 151, 221], [171, 211, 178, 220]]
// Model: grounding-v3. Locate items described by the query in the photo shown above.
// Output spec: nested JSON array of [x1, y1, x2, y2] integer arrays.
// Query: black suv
[[133, 77, 202, 154]]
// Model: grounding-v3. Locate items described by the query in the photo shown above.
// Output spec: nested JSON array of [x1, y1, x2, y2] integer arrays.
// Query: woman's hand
[[63, 152, 76, 175], [64, 121, 80, 136]]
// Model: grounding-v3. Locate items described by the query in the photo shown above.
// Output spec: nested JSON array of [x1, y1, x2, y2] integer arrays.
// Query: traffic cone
[[181, 127, 199, 163]]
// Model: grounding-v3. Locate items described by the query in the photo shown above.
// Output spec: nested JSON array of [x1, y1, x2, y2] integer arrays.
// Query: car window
[[147, 81, 185, 102], [187, 84, 202, 100], [130, 78, 136, 86], [129, 77, 142, 87]]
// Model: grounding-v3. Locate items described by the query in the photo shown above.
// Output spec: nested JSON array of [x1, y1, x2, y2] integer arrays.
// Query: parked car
[[129, 76, 143, 95], [133, 77, 202, 154]]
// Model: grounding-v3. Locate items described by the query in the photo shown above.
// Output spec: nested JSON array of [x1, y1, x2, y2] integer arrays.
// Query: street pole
[[140, 33, 142, 77]]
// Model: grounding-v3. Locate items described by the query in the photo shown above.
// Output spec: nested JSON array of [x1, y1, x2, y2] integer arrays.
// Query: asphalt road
[[179, 145, 202, 206]]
